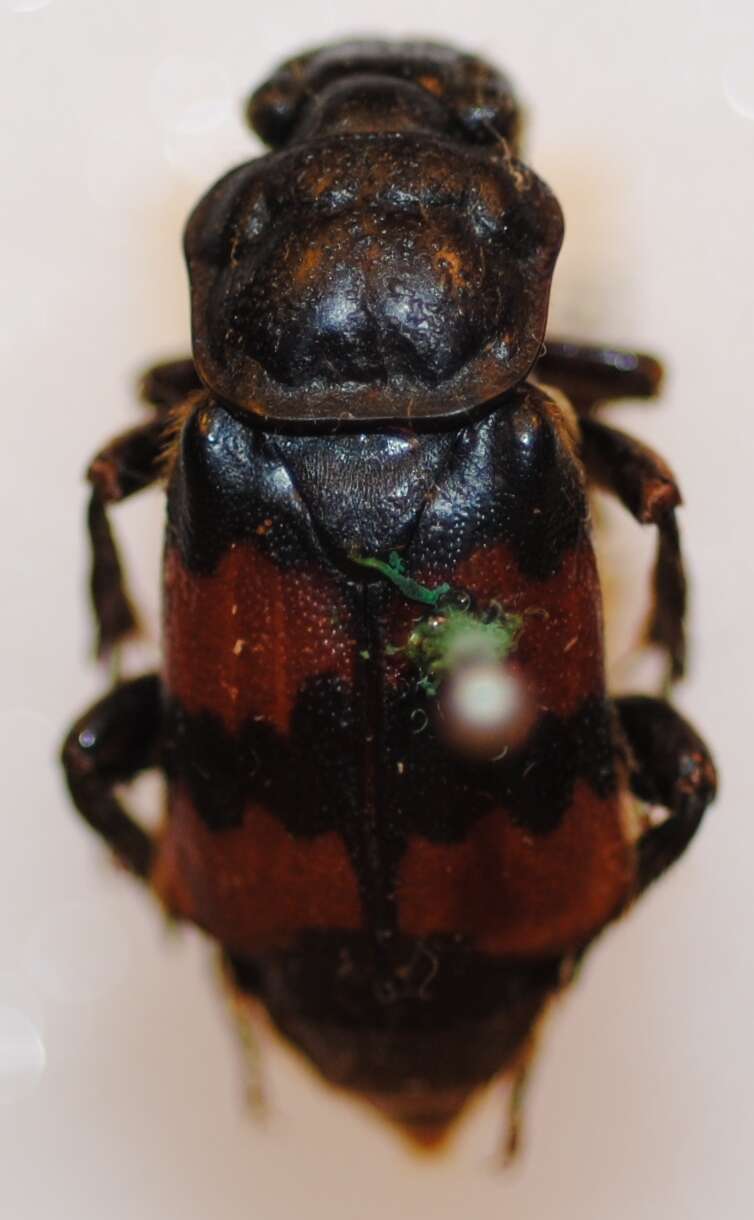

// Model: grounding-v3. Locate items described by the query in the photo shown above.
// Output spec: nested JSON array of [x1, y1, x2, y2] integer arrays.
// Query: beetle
[[61, 39, 716, 1152]]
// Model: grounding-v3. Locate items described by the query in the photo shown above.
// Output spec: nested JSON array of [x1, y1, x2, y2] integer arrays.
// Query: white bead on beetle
[[446, 662, 522, 732]]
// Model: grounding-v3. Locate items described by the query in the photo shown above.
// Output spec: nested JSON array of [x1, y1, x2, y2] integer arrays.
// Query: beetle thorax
[[184, 42, 564, 427]]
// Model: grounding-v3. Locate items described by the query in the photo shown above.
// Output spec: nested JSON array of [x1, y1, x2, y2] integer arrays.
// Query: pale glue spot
[[0, 1007, 46, 1103], [723, 48, 754, 120], [150, 56, 231, 134], [23, 898, 131, 1006], [154, 57, 245, 184], [6, 0, 51, 11], [84, 128, 161, 208]]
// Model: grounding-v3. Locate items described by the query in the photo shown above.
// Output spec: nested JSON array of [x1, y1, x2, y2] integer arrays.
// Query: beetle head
[[247, 39, 522, 153]]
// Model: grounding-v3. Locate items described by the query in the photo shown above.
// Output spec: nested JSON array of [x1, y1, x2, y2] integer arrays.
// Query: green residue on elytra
[[351, 550, 451, 607], [351, 549, 522, 695], [400, 605, 523, 696]]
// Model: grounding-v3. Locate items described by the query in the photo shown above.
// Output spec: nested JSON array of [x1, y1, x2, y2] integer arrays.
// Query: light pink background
[[2, 1, 752, 1216]]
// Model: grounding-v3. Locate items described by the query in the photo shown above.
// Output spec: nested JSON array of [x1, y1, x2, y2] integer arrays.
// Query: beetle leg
[[87, 417, 169, 656], [139, 357, 201, 410], [89, 357, 201, 655], [580, 417, 686, 682], [61, 674, 162, 880], [216, 955, 268, 1117], [536, 339, 663, 413], [501, 1027, 541, 1164], [616, 696, 717, 893]]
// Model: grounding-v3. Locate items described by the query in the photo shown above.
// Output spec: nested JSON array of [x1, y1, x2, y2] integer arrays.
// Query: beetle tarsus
[[502, 1033, 539, 1165], [217, 955, 268, 1119]]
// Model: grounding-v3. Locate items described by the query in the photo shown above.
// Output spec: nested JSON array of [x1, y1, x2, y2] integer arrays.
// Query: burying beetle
[[62, 40, 716, 1153]]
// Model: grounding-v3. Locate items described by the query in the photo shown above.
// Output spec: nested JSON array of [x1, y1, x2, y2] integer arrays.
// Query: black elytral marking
[[413, 387, 586, 582], [168, 383, 586, 583], [348, 581, 402, 946], [386, 691, 618, 840], [226, 931, 561, 1094], [165, 686, 618, 846], [164, 675, 362, 837]]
